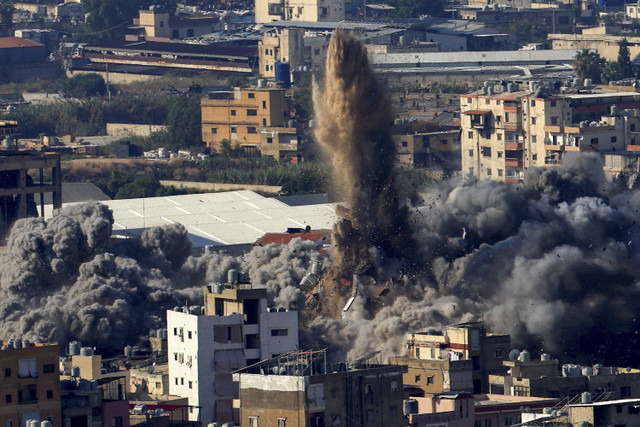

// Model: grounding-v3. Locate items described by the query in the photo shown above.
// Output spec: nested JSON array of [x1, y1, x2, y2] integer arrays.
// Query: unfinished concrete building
[[0, 150, 61, 241]]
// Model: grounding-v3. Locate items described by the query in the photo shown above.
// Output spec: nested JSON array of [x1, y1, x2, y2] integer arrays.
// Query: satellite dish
[[509, 349, 521, 362]]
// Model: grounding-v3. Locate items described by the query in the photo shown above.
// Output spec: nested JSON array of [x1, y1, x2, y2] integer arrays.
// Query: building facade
[[132, 7, 218, 41], [201, 87, 293, 152], [234, 351, 407, 427], [255, 0, 346, 23], [0, 343, 62, 427], [167, 271, 299, 425], [460, 83, 640, 182]]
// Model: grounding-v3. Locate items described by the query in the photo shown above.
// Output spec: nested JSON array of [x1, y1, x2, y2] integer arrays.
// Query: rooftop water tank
[[518, 350, 530, 362], [275, 62, 291, 88], [257, 79, 266, 88], [228, 269, 238, 284], [80, 347, 94, 357], [581, 392, 593, 404]]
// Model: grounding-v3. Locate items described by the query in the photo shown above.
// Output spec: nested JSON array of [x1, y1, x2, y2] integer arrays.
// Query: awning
[[464, 110, 491, 115]]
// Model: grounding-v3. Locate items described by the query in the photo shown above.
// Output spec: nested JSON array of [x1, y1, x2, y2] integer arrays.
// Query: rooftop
[[0, 37, 44, 48]]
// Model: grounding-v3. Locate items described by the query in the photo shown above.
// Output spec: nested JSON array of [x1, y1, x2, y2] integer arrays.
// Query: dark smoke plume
[[313, 30, 415, 277], [0, 203, 324, 353]]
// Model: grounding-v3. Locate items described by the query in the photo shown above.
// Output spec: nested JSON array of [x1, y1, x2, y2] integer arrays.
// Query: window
[[46, 390, 53, 399], [482, 147, 491, 157], [550, 116, 558, 125], [401, 141, 408, 147], [591, 138, 599, 145], [414, 374, 421, 383], [4, 368, 10, 377], [497, 133, 502, 141], [175, 377, 178, 385], [486, 168, 492, 176], [187, 331, 192, 339], [173, 328, 177, 335], [155, 382, 161, 388], [390, 380, 398, 392], [180, 378, 184, 385], [469, 167, 474, 175], [497, 169, 503, 177], [271, 329, 288, 336], [494, 349, 503, 358], [267, 137, 273, 144], [468, 150, 474, 157], [505, 113, 510, 122], [531, 117, 536, 125], [211, 128, 217, 134], [426, 376, 434, 385], [497, 151, 503, 158], [173, 353, 178, 361], [262, 118, 267, 126], [112, 417, 123, 427], [245, 334, 260, 349], [532, 135, 537, 143], [496, 115, 501, 124], [277, 418, 286, 427], [231, 110, 236, 116], [532, 154, 537, 161], [249, 417, 259, 427], [5, 394, 11, 403], [611, 136, 617, 143], [550, 100, 556, 107], [188, 381, 192, 389], [262, 101, 267, 108], [6, 420, 12, 427], [172, 29, 179, 38], [159, 21, 163, 27], [187, 29, 194, 37], [485, 98, 490, 105], [621, 386, 631, 397], [247, 127, 257, 134], [265, 65, 269, 72], [632, 124, 636, 131], [468, 132, 473, 139], [530, 100, 535, 107], [441, 139, 448, 145], [248, 93, 255, 99], [17, 359, 37, 377], [247, 109, 258, 116]]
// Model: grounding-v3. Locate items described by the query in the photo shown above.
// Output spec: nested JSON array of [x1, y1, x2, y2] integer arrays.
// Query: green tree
[[388, 0, 445, 18], [292, 72, 312, 124], [573, 49, 604, 83], [0, 0, 13, 24], [82, 0, 141, 41], [62, 73, 107, 98], [618, 38, 634, 79], [601, 61, 623, 84], [166, 95, 202, 150]]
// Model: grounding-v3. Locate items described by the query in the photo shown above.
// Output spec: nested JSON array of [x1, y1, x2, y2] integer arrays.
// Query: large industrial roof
[[45, 190, 338, 248]]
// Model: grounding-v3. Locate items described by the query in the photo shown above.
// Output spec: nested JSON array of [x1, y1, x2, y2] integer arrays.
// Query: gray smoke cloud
[[0, 203, 325, 353], [303, 154, 640, 365]]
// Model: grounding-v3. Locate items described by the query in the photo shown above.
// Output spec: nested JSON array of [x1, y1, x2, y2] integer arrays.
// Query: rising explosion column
[[313, 30, 414, 278]]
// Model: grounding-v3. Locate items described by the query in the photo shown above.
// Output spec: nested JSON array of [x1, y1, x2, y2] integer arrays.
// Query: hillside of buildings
[[7, 0, 640, 426]]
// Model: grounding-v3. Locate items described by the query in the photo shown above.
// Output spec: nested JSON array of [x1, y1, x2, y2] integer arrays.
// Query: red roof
[[0, 37, 44, 48], [254, 231, 329, 246], [463, 110, 491, 115]]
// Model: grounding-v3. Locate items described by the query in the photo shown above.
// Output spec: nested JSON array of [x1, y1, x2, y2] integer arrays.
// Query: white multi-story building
[[167, 271, 298, 425], [255, 0, 346, 23]]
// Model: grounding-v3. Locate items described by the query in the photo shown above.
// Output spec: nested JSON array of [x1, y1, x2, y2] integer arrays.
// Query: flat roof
[[567, 91, 640, 99], [569, 398, 640, 407], [44, 190, 338, 248]]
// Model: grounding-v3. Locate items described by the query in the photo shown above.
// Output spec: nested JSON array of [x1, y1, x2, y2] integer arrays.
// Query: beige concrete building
[[234, 350, 406, 427], [391, 322, 510, 395], [393, 129, 461, 171], [132, 6, 218, 41], [0, 342, 62, 427], [460, 84, 640, 182], [201, 87, 293, 152], [255, 0, 345, 23], [549, 26, 640, 61], [259, 28, 329, 77]]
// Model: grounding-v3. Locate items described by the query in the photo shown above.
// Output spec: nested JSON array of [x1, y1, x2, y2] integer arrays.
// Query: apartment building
[[0, 342, 62, 427], [549, 26, 640, 61], [201, 87, 293, 152], [460, 83, 640, 182], [259, 27, 329, 78], [131, 6, 218, 41], [233, 350, 407, 427], [167, 270, 299, 425], [255, 0, 346, 23], [390, 322, 510, 394], [393, 129, 461, 171]]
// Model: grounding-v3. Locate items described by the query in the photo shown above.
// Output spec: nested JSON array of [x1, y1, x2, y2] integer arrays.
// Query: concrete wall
[[107, 123, 167, 137]]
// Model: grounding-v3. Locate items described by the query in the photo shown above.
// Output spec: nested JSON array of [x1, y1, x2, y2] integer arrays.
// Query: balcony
[[628, 145, 640, 152], [503, 123, 522, 132], [464, 110, 491, 129], [505, 159, 523, 167], [504, 142, 522, 150]]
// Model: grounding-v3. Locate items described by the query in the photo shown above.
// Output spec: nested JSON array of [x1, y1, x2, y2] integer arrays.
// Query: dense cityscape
[[3, 0, 640, 426]]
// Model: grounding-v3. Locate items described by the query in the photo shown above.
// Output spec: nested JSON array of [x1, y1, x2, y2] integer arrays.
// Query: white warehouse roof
[[44, 190, 338, 248]]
